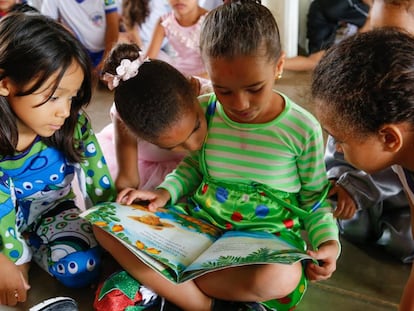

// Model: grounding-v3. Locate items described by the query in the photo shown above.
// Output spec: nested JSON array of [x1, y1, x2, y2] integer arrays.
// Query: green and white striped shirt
[[159, 92, 339, 249]]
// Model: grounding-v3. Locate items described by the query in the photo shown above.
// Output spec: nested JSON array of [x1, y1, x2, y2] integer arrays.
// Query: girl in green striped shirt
[[96, 1, 340, 310]]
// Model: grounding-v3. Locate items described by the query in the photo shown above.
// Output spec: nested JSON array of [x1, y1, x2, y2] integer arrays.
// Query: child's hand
[[329, 182, 357, 219], [305, 240, 339, 282], [116, 188, 171, 211], [115, 173, 140, 193], [0, 255, 30, 306]]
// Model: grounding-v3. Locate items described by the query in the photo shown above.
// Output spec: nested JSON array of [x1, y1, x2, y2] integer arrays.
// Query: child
[[97, 42, 211, 191], [284, 0, 371, 72], [0, 0, 18, 17], [41, 0, 119, 75], [311, 27, 414, 311], [324, 0, 414, 264], [0, 0, 38, 17], [145, 0, 208, 77], [94, 1, 340, 310], [120, 0, 171, 60], [369, 0, 414, 34], [0, 12, 115, 307]]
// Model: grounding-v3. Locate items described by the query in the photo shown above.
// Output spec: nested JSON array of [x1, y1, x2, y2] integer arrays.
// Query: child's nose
[[230, 93, 250, 111], [56, 101, 71, 118]]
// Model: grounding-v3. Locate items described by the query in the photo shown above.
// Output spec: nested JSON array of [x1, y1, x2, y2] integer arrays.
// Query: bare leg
[[93, 226, 213, 311], [196, 262, 302, 302], [284, 51, 325, 72]]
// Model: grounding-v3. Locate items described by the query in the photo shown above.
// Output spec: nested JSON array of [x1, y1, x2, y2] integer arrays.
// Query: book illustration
[[81, 202, 314, 283]]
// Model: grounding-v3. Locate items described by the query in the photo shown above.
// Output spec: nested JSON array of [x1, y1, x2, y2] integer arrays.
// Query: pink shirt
[[161, 11, 207, 76]]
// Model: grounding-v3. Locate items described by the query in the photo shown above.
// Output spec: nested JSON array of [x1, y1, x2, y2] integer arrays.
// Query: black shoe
[[29, 297, 79, 311]]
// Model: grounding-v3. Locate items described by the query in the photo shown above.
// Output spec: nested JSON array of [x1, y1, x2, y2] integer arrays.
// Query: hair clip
[[102, 56, 149, 90]]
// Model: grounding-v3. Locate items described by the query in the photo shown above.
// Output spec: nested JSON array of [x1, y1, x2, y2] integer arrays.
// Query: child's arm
[[144, 18, 166, 59], [75, 112, 116, 205], [124, 24, 144, 47], [98, 9, 119, 73], [399, 260, 414, 311], [113, 115, 140, 191]]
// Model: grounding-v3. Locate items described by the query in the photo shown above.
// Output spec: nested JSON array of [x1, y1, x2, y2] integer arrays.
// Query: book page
[[183, 231, 314, 279], [81, 202, 221, 278]]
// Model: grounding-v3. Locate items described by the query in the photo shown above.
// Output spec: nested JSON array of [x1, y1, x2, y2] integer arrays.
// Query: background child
[[0, 0, 19, 17], [311, 27, 414, 311], [145, 0, 208, 77], [41, 0, 119, 76], [324, 0, 414, 264], [94, 1, 340, 310], [0, 0, 38, 17], [119, 0, 171, 60], [284, 0, 371, 72], [0, 12, 115, 307], [97, 43, 211, 192]]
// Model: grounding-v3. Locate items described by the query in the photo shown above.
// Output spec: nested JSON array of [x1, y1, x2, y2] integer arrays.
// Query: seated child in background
[[145, 0, 208, 77], [324, 0, 414, 264], [284, 0, 371, 72], [0, 0, 19, 17], [41, 0, 119, 75], [94, 1, 340, 311], [0, 0, 38, 17], [97, 43, 212, 191], [311, 27, 414, 311], [0, 13, 115, 307], [119, 0, 172, 61]]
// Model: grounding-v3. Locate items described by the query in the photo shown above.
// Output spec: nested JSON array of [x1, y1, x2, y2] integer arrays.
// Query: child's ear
[[275, 51, 285, 80], [0, 70, 10, 96], [378, 125, 403, 152]]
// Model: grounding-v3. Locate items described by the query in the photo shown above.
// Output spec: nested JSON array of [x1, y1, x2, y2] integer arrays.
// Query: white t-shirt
[[41, 0, 118, 52]]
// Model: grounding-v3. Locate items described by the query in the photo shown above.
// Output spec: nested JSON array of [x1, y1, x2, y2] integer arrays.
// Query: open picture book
[[80, 202, 316, 284]]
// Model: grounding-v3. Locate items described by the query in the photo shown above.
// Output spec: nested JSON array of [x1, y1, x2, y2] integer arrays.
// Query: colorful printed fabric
[[0, 112, 115, 271], [159, 93, 339, 251]]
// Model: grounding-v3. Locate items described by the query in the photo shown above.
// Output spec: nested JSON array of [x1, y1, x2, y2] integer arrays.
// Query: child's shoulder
[[279, 92, 320, 124], [197, 92, 216, 109]]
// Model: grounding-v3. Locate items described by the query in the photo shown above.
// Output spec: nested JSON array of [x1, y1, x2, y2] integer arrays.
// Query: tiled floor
[[1, 71, 408, 311]]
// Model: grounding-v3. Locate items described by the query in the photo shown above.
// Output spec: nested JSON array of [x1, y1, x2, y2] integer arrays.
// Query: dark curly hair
[[311, 27, 414, 138], [102, 43, 197, 141]]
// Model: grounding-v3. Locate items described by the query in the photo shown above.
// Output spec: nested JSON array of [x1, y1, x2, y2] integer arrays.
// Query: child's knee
[[251, 263, 303, 300]]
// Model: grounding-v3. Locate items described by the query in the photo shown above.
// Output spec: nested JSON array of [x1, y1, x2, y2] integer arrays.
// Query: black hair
[[0, 13, 92, 161], [200, 0, 281, 62], [102, 43, 197, 141], [311, 27, 414, 137]]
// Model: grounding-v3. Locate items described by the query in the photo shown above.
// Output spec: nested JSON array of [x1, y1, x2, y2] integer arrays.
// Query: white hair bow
[[102, 56, 149, 90]]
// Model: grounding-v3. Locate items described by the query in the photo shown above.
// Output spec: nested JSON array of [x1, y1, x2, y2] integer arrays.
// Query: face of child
[[205, 54, 282, 124], [4, 60, 84, 149], [153, 100, 207, 152], [370, 0, 414, 34], [168, 0, 198, 15], [316, 103, 396, 174], [0, 0, 16, 14]]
